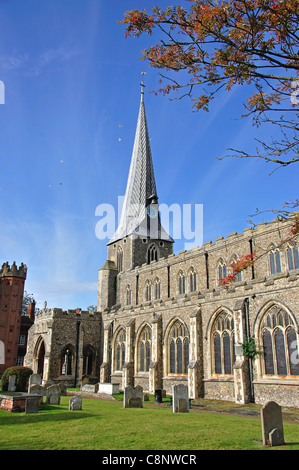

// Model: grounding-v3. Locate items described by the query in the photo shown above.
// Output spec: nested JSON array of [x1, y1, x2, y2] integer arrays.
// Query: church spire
[[108, 84, 172, 245]]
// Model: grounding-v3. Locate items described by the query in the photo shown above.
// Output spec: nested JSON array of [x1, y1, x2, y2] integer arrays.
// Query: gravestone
[[25, 396, 39, 414], [155, 389, 162, 403], [98, 383, 118, 395], [29, 384, 44, 402], [81, 383, 99, 393], [172, 384, 189, 413], [123, 385, 143, 408], [46, 384, 61, 405], [261, 401, 285, 446], [144, 394, 149, 401], [28, 373, 41, 391], [69, 396, 82, 411], [58, 382, 67, 395], [8, 375, 16, 392]]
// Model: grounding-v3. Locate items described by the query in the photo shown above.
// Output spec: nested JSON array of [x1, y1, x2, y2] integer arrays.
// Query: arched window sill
[[254, 376, 299, 385]]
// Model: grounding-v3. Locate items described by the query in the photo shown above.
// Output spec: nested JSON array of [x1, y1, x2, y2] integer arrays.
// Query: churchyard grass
[[0, 395, 299, 450]]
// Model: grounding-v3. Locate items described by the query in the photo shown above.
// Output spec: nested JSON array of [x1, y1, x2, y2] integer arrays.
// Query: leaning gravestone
[[172, 384, 189, 413], [123, 385, 143, 408], [261, 401, 285, 446], [8, 375, 16, 392], [25, 396, 39, 414], [46, 384, 61, 405], [69, 396, 82, 411]]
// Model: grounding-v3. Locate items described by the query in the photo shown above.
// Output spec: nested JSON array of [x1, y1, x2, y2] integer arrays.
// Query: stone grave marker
[[172, 384, 189, 413], [29, 384, 44, 402], [28, 373, 42, 391], [261, 401, 285, 446], [8, 375, 16, 392], [25, 396, 39, 414], [46, 384, 61, 405], [69, 396, 82, 411], [123, 385, 143, 408]]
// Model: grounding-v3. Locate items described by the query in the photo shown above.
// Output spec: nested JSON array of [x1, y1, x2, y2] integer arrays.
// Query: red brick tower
[[0, 262, 27, 375]]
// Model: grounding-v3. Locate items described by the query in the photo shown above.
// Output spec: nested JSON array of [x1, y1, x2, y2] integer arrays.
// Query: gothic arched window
[[178, 270, 185, 295], [154, 278, 161, 300], [126, 285, 131, 305], [211, 311, 235, 375], [117, 247, 123, 272], [287, 243, 299, 271], [145, 280, 152, 302], [168, 320, 189, 374], [115, 329, 126, 372], [60, 346, 74, 376], [189, 267, 197, 292], [260, 304, 299, 377], [269, 246, 281, 275], [138, 325, 152, 372], [147, 244, 158, 264], [230, 255, 242, 282], [218, 258, 227, 281]]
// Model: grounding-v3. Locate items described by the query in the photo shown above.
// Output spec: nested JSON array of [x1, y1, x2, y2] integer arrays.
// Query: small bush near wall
[[1, 366, 33, 392]]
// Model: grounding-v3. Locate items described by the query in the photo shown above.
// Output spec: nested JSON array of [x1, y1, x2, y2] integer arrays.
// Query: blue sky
[[0, 0, 297, 311]]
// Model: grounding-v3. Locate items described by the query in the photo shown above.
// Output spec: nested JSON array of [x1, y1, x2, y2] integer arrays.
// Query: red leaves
[[121, 0, 299, 115], [290, 215, 299, 235], [219, 253, 255, 287]]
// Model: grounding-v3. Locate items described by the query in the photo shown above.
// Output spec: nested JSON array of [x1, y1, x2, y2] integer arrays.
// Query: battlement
[[35, 307, 100, 319], [0, 261, 27, 279]]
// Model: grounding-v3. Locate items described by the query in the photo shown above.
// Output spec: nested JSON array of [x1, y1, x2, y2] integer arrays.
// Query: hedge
[[1, 366, 33, 392]]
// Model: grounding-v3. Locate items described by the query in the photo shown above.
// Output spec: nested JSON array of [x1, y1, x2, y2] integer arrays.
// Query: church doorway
[[35, 337, 45, 379]]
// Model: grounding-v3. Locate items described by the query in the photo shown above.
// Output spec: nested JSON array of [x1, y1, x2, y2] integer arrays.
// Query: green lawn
[[0, 394, 299, 450]]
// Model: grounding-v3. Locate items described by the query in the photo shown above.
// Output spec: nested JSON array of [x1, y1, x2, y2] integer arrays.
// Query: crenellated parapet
[[0, 261, 27, 279]]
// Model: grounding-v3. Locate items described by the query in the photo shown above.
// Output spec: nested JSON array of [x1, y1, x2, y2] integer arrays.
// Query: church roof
[[108, 85, 173, 245]]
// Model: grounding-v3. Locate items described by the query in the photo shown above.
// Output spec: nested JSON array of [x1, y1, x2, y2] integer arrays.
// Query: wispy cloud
[[0, 45, 82, 76]]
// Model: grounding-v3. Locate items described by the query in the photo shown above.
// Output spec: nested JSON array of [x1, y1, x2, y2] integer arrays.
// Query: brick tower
[[0, 261, 27, 375]]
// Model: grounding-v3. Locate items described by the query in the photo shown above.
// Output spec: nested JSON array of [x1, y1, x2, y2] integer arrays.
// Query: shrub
[[1, 366, 33, 392]]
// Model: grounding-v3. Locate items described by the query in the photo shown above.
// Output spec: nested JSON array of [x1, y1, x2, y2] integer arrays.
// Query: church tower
[[97, 84, 173, 311]]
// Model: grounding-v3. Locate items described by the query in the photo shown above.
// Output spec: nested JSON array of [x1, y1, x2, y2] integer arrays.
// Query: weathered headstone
[[8, 375, 16, 392], [29, 384, 44, 402], [81, 383, 99, 393], [58, 382, 67, 395], [155, 389, 162, 403], [261, 401, 285, 446], [25, 396, 39, 414], [69, 396, 82, 411], [28, 373, 42, 391], [123, 385, 143, 408], [172, 384, 189, 413], [46, 384, 61, 405], [144, 394, 149, 401]]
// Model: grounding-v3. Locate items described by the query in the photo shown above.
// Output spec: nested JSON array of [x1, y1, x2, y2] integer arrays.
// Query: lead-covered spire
[[108, 85, 172, 245]]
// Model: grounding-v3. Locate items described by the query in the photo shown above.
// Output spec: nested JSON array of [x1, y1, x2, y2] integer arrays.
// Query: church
[[25, 86, 299, 407]]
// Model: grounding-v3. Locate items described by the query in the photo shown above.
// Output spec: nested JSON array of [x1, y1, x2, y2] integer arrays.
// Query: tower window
[[147, 244, 158, 264], [117, 247, 123, 272]]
